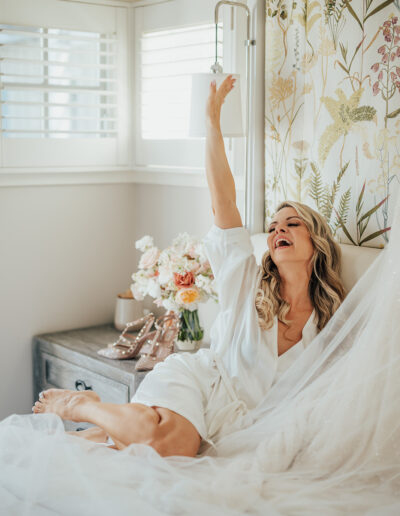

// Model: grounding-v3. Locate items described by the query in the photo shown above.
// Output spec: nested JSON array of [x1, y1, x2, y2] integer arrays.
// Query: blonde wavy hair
[[255, 201, 346, 333]]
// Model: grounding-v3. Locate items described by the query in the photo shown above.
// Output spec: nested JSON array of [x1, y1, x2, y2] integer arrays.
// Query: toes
[[32, 402, 43, 413]]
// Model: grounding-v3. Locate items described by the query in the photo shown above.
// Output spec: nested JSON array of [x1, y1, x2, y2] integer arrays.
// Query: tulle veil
[[1, 198, 399, 515]]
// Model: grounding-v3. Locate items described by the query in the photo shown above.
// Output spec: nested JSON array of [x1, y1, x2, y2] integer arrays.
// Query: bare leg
[[33, 389, 201, 457]]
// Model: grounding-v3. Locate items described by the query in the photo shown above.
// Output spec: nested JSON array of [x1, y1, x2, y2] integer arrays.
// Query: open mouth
[[274, 238, 292, 249]]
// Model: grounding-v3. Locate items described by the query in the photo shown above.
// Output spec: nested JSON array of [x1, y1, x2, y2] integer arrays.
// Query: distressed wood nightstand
[[32, 324, 150, 431]]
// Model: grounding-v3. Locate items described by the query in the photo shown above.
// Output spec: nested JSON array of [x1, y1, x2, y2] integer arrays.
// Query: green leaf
[[348, 37, 364, 70], [333, 188, 351, 235], [356, 181, 366, 217], [334, 207, 357, 245], [310, 163, 323, 209], [350, 105, 376, 122], [337, 161, 349, 184], [339, 42, 347, 62], [359, 227, 391, 245], [358, 219, 369, 239], [343, 0, 363, 31], [337, 61, 350, 75], [386, 108, 400, 120], [358, 195, 389, 224], [364, 0, 394, 22]]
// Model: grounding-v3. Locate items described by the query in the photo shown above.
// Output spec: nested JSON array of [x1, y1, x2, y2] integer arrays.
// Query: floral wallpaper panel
[[265, 0, 400, 247]]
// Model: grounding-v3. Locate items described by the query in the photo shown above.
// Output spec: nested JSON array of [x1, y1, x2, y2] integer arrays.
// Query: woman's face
[[267, 207, 314, 268]]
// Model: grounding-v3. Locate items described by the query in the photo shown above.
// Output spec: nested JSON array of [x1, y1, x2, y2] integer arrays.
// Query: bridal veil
[[1, 197, 399, 515]]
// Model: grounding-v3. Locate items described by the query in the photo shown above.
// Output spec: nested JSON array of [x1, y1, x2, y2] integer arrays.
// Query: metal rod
[[213, 0, 255, 229]]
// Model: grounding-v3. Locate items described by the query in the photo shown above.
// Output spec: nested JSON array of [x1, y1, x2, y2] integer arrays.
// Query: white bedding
[[1, 207, 400, 515]]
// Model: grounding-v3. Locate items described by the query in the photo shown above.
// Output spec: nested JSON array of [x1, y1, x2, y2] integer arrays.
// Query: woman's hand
[[206, 75, 236, 131]]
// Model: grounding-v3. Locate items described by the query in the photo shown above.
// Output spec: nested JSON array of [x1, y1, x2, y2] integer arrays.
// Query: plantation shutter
[[0, 0, 128, 169], [134, 0, 224, 170]]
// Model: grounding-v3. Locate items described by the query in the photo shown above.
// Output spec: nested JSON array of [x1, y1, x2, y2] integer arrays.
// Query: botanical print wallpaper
[[264, 0, 400, 247]]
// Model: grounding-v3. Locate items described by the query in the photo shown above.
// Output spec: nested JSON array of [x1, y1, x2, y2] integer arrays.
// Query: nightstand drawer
[[41, 352, 130, 404]]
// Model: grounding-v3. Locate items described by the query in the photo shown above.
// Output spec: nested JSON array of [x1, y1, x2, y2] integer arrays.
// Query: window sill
[[0, 167, 245, 190]]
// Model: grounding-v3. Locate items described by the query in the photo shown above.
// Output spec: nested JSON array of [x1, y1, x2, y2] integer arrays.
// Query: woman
[[2, 78, 400, 515], [31, 76, 345, 457]]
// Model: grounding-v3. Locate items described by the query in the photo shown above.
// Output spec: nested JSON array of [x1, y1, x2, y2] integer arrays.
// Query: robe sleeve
[[202, 224, 259, 314]]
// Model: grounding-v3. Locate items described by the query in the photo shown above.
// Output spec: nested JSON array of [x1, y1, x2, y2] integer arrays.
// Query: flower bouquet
[[131, 232, 217, 350]]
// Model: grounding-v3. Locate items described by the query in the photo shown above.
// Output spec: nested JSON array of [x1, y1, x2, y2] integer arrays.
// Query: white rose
[[158, 265, 173, 285], [195, 275, 214, 295], [147, 278, 161, 299], [195, 242, 208, 262], [135, 235, 154, 252], [130, 283, 144, 301], [138, 247, 160, 269], [163, 297, 179, 313]]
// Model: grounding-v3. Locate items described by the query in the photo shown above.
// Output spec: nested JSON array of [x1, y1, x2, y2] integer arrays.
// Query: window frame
[[0, 0, 247, 191]]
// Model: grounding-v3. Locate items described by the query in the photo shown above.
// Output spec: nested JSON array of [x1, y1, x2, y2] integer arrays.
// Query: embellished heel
[[135, 312, 180, 371], [97, 313, 155, 360]]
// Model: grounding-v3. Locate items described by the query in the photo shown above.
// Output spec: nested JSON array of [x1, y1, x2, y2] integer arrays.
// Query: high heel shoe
[[97, 313, 155, 360], [135, 312, 180, 371]]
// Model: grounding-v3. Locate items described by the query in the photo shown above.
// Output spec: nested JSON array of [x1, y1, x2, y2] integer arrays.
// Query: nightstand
[[32, 324, 150, 431]]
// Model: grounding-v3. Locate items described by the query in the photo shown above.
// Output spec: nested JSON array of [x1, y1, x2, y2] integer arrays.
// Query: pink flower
[[395, 26, 400, 35], [392, 17, 398, 25], [373, 81, 380, 96], [378, 45, 386, 54], [391, 72, 397, 82], [371, 62, 380, 73], [383, 20, 391, 28], [391, 52, 396, 61], [139, 248, 160, 269], [397, 48, 400, 57], [198, 260, 211, 274], [396, 67, 400, 77], [382, 53, 389, 64], [189, 261, 201, 274], [396, 81, 400, 90], [378, 70, 383, 81], [384, 35, 392, 43], [173, 271, 195, 289], [395, 36, 400, 45], [186, 246, 197, 259]]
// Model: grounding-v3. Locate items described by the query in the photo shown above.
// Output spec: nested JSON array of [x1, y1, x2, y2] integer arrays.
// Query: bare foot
[[32, 389, 100, 422]]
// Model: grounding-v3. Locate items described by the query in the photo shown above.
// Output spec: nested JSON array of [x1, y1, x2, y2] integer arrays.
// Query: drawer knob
[[75, 379, 93, 391]]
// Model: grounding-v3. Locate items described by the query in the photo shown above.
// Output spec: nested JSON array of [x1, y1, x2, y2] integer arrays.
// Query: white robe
[[132, 224, 318, 449]]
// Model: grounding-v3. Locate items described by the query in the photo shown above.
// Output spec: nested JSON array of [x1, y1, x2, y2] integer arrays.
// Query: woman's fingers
[[209, 79, 217, 94], [206, 75, 235, 128], [217, 75, 236, 102]]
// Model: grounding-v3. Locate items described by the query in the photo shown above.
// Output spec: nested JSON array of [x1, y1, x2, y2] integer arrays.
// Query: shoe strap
[[113, 314, 155, 350]]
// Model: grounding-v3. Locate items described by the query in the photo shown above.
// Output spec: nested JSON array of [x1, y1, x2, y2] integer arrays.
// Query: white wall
[[0, 184, 137, 419], [0, 181, 237, 420]]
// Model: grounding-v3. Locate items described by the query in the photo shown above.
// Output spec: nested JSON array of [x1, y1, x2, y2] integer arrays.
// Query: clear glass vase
[[177, 308, 204, 351]]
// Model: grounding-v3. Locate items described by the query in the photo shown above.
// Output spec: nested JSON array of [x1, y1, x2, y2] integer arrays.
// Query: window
[[134, 0, 233, 172], [133, 0, 246, 179], [0, 0, 128, 170], [141, 23, 222, 140], [1, 25, 118, 139]]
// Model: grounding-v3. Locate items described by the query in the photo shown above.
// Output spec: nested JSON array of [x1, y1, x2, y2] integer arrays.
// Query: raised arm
[[205, 75, 243, 229]]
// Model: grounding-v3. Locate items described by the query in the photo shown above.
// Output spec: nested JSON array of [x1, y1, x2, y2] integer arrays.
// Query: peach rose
[[175, 287, 200, 305], [173, 271, 195, 289], [139, 248, 160, 269]]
